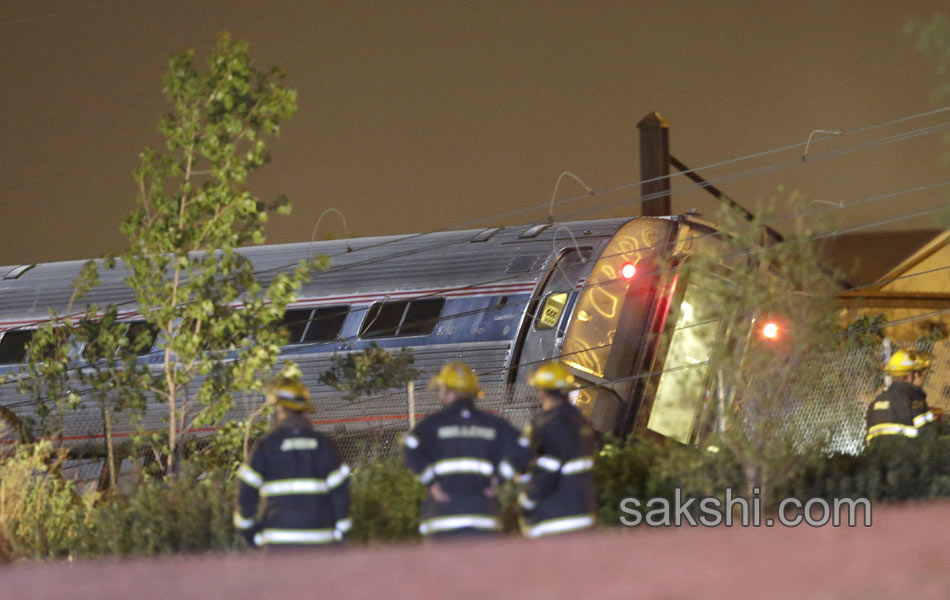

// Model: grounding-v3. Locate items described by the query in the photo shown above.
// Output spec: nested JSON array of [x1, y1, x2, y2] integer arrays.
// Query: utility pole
[[638, 112, 671, 216]]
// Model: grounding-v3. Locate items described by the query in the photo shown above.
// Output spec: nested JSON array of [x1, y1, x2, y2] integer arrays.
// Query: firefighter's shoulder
[[528, 410, 559, 438]]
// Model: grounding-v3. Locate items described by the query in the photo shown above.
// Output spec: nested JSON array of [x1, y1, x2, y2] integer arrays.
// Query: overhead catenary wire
[[3, 108, 945, 337], [4, 203, 949, 411], [0, 176, 947, 367], [584, 306, 950, 394], [11, 112, 932, 336], [250, 112, 950, 280], [1, 111, 948, 411]]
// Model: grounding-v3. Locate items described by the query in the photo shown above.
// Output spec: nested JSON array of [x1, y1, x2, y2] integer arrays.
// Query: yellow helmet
[[266, 378, 314, 412], [429, 362, 482, 396], [885, 349, 932, 377], [528, 362, 576, 390]]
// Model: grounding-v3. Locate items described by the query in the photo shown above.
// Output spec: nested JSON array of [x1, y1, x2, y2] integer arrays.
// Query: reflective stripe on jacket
[[865, 381, 932, 445], [403, 397, 532, 536], [520, 402, 597, 537], [235, 413, 351, 546]]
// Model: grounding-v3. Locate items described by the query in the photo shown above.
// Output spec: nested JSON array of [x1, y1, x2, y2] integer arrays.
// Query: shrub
[[0, 442, 97, 561], [594, 437, 673, 525], [0, 443, 240, 561], [79, 465, 240, 557], [349, 458, 425, 544]]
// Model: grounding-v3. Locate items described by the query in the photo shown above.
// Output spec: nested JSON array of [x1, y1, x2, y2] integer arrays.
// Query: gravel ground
[[3, 501, 949, 599]]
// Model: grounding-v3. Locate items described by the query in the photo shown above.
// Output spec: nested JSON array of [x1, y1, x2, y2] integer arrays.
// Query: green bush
[[0, 443, 240, 561], [595, 426, 950, 527], [778, 423, 950, 503], [594, 437, 672, 524], [79, 465, 240, 557], [0, 442, 97, 561], [349, 457, 425, 544], [8, 425, 950, 561]]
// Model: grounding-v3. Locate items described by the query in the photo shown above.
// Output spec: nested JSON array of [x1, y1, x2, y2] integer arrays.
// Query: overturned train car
[[0, 215, 724, 451]]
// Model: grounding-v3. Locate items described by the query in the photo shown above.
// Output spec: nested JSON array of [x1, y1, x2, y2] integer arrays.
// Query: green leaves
[[319, 343, 420, 401], [19, 33, 323, 476], [678, 191, 849, 497]]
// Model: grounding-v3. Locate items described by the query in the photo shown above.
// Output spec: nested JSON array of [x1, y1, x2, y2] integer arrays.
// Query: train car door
[[513, 248, 591, 383], [633, 263, 725, 443]]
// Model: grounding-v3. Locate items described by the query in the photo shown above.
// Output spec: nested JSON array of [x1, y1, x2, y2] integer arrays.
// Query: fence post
[[407, 381, 415, 430], [882, 338, 893, 388]]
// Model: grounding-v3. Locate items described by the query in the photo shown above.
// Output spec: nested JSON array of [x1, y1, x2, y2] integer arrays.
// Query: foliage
[[774, 423, 950, 503], [594, 437, 676, 525], [348, 457, 425, 544], [8, 427, 950, 560], [319, 343, 420, 401], [912, 319, 949, 348], [669, 191, 846, 498], [0, 442, 239, 561], [18, 34, 325, 475], [16, 248, 149, 441], [906, 11, 950, 194], [839, 314, 887, 349], [0, 443, 95, 561], [906, 13, 950, 102], [78, 464, 239, 556], [119, 33, 325, 473]]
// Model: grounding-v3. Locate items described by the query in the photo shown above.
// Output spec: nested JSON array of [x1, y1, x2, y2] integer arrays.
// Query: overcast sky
[[1, 0, 947, 267]]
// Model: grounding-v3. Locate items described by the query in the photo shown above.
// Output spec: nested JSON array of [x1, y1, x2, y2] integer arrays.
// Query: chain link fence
[[3, 340, 949, 493]]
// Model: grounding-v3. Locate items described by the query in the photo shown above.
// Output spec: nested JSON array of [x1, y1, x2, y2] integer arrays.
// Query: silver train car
[[0, 215, 723, 450]]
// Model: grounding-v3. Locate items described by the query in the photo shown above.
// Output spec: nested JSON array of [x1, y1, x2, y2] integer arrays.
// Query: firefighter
[[518, 362, 597, 538], [865, 349, 935, 445], [403, 362, 531, 538], [234, 378, 351, 549]]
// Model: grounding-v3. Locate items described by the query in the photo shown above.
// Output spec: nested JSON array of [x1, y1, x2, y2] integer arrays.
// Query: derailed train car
[[0, 215, 726, 450]]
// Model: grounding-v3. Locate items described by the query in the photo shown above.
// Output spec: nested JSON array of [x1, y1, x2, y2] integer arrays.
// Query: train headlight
[[621, 263, 637, 279], [762, 322, 779, 340]]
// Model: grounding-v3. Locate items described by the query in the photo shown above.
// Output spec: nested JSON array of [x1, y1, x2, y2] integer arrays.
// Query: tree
[[906, 13, 950, 103], [319, 343, 420, 402], [659, 191, 849, 502], [319, 343, 420, 458], [121, 33, 325, 473], [20, 34, 325, 475], [905, 12, 950, 229]]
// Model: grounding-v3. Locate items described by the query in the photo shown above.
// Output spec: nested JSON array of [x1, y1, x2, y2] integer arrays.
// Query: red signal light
[[762, 322, 779, 340], [621, 263, 637, 279]]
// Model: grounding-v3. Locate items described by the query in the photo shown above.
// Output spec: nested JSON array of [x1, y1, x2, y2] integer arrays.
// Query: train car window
[[471, 227, 503, 242], [535, 292, 568, 330], [280, 309, 314, 344], [303, 306, 349, 342], [399, 299, 445, 336], [126, 321, 159, 356], [519, 223, 552, 238], [0, 330, 34, 364], [360, 301, 407, 338]]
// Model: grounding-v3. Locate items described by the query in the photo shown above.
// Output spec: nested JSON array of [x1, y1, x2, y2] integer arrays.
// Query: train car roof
[[0, 217, 641, 327]]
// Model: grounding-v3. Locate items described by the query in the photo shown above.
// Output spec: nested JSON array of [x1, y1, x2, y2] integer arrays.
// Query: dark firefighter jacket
[[403, 397, 532, 536], [518, 401, 597, 538], [865, 381, 935, 444], [235, 412, 351, 547]]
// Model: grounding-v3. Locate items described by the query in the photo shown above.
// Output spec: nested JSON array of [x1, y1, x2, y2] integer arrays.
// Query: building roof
[[818, 229, 947, 288]]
